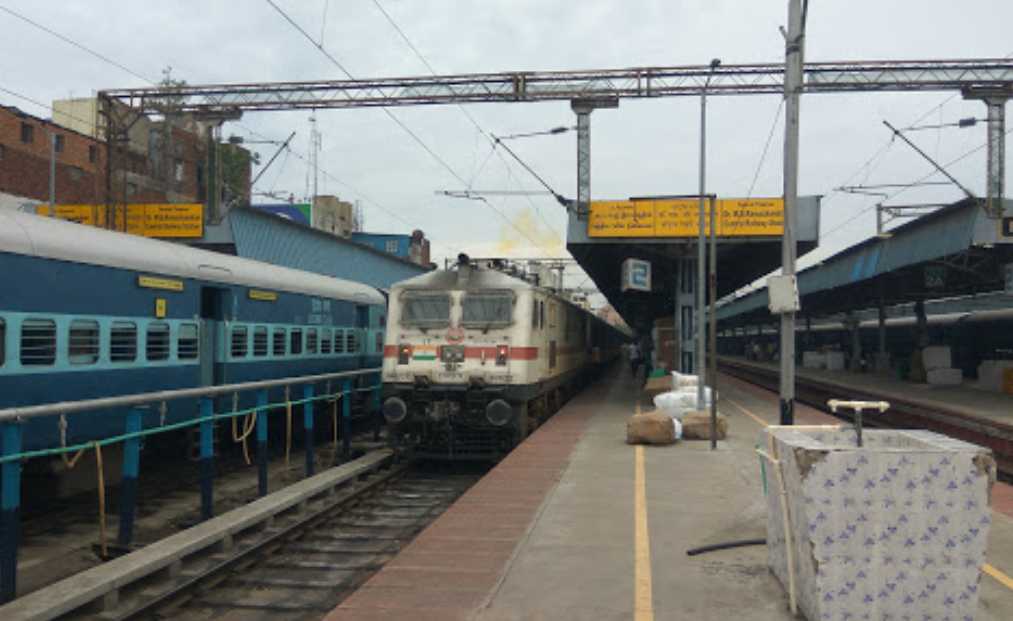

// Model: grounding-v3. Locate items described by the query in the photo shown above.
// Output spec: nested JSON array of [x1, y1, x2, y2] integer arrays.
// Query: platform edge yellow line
[[634, 445, 654, 621]]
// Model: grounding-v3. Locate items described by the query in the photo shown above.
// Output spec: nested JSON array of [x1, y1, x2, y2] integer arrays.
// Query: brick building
[[0, 105, 106, 209]]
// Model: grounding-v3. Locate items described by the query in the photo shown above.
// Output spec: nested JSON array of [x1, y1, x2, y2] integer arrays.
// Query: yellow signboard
[[138, 275, 184, 292], [36, 204, 204, 238], [248, 289, 278, 302], [588, 197, 784, 238]]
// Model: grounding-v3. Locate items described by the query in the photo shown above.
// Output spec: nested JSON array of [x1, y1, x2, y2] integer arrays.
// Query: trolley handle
[[826, 399, 890, 448]]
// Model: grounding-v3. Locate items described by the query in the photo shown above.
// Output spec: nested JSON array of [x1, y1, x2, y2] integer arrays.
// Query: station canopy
[[566, 196, 822, 332]]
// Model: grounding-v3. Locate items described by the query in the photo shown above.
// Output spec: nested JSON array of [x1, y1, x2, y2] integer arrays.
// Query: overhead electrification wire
[[0, 4, 426, 234], [820, 126, 1013, 240], [747, 98, 784, 198], [264, 0, 551, 255], [0, 5, 155, 84], [363, 0, 565, 251]]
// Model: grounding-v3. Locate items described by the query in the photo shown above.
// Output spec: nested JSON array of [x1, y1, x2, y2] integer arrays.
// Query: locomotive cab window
[[178, 323, 199, 359], [147, 322, 171, 361], [110, 321, 137, 362], [69, 319, 99, 365], [461, 291, 514, 328], [400, 292, 451, 328], [21, 318, 56, 366]]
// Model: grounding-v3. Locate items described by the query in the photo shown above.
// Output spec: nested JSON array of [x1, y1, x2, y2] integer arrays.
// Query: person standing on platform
[[629, 341, 642, 378]]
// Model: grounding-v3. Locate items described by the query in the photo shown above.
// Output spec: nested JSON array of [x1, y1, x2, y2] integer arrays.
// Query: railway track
[[719, 357, 1013, 478], [123, 462, 478, 620]]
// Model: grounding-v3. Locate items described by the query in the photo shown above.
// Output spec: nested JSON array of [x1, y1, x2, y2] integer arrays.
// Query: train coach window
[[272, 328, 286, 356], [462, 292, 514, 328], [178, 324, 199, 359], [253, 326, 268, 357], [307, 328, 318, 354], [20, 318, 56, 366], [110, 322, 137, 362], [290, 329, 303, 355], [147, 322, 171, 361], [0, 318, 5, 365], [69, 320, 100, 365], [334, 329, 345, 354], [532, 299, 539, 329], [230, 325, 248, 358], [400, 293, 451, 328], [346, 331, 358, 354], [321, 329, 332, 354]]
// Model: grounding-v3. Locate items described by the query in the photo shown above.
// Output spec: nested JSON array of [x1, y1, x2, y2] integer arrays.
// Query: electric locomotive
[[380, 256, 627, 459]]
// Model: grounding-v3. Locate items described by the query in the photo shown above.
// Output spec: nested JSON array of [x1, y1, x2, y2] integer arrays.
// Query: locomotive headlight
[[397, 344, 413, 365], [495, 344, 509, 366], [382, 397, 409, 424], [485, 399, 513, 427]]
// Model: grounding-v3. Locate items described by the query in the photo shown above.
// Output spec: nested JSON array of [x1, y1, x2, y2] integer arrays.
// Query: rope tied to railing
[[58, 414, 88, 469], [229, 391, 256, 465], [284, 386, 293, 466]]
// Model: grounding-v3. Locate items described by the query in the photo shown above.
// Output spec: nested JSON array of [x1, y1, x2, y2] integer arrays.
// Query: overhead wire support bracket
[[882, 119, 976, 200]]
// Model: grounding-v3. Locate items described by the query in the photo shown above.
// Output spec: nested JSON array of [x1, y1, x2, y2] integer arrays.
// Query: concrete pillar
[[846, 312, 862, 372]]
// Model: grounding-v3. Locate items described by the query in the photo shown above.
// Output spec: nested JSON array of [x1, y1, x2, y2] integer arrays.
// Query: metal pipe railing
[[0, 367, 381, 422]]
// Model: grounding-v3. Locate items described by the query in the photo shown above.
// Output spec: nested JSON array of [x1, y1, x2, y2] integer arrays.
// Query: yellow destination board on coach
[[587, 197, 784, 238]]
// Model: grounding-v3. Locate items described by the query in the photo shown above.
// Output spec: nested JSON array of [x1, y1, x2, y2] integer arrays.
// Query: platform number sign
[[621, 258, 651, 292]]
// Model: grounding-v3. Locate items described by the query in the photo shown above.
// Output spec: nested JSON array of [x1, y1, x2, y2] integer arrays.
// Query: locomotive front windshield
[[461, 292, 514, 328], [400, 292, 451, 327]]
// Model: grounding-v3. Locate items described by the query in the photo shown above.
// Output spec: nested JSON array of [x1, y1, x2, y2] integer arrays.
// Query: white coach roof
[[0, 210, 383, 305]]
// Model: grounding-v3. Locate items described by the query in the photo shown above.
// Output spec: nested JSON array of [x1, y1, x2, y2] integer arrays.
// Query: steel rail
[[0, 367, 381, 423], [100, 58, 1013, 113]]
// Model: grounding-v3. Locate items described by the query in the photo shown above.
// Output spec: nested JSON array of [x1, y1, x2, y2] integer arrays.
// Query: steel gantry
[[101, 59, 1013, 112]]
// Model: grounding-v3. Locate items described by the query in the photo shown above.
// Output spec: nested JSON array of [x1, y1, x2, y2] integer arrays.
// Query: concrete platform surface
[[326, 367, 1013, 620]]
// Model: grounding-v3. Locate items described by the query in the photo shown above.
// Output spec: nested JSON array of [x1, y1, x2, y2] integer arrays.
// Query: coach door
[[355, 304, 370, 363], [200, 287, 228, 386]]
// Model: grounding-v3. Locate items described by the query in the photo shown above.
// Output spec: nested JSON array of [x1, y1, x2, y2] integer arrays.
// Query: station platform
[[721, 356, 1013, 426], [325, 367, 1013, 620]]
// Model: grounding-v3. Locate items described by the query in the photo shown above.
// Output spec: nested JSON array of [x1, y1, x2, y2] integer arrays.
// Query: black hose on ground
[[686, 538, 766, 556]]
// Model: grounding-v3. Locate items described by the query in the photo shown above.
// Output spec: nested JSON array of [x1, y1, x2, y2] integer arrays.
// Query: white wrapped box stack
[[825, 351, 845, 371], [760, 426, 995, 621], [922, 346, 952, 370], [926, 367, 963, 386]]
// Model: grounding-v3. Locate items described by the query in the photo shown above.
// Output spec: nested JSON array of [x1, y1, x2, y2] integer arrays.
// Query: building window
[[306, 328, 318, 354], [174, 159, 184, 182], [68, 166, 83, 182], [290, 329, 303, 355], [54, 134, 65, 153], [253, 326, 268, 357], [321, 328, 332, 354], [385, 239, 399, 254], [20, 123, 33, 144], [272, 328, 286, 356], [126, 182, 137, 196], [88, 144, 97, 163], [0, 144, 5, 160], [178, 323, 199, 359], [68, 319, 99, 365], [230, 325, 248, 358], [147, 322, 171, 361], [110, 321, 137, 362], [20, 318, 56, 365]]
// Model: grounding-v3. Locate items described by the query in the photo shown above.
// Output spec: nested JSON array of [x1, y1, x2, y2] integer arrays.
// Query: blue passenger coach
[[0, 210, 385, 452]]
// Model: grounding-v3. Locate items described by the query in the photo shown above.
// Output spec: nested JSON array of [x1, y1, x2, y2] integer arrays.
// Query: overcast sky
[[3, 0, 1011, 303]]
